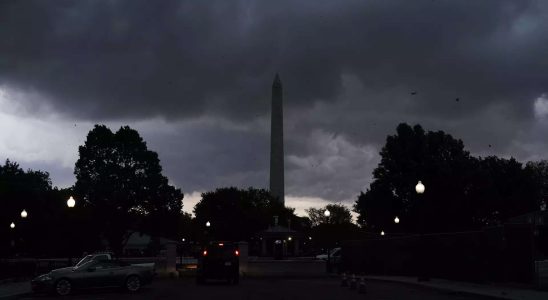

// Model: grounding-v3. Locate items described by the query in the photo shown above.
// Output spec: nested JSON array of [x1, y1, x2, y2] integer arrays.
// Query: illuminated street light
[[206, 221, 211, 227], [10, 222, 15, 229], [324, 209, 331, 217], [381, 230, 385, 236], [288, 236, 292, 241], [21, 209, 28, 218], [394, 216, 400, 224], [182, 238, 186, 242], [309, 236, 312, 240], [67, 196, 76, 208], [415, 181, 425, 194]]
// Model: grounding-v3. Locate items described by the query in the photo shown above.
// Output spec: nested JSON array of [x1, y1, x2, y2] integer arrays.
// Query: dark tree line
[[0, 160, 99, 257], [354, 123, 546, 234], [192, 187, 308, 242], [1, 125, 318, 258]]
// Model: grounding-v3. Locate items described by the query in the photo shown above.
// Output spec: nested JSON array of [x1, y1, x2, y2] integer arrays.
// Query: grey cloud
[[3, 0, 546, 123], [3, 0, 548, 204]]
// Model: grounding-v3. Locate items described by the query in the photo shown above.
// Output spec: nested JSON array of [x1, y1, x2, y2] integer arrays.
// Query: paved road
[[21, 278, 494, 300]]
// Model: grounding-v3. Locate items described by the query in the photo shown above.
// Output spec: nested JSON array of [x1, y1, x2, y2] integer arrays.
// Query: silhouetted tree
[[524, 160, 548, 211], [306, 203, 359, 249], [468, 156, 540, 225], [355, 123, 544, 233], [354, 123, 477, 233], [0, 160, 100, 257], [0, 160, 52, 256], [306, 204, 352, 227], [193, 187, 302, 241], [74, 125, 184, 254]]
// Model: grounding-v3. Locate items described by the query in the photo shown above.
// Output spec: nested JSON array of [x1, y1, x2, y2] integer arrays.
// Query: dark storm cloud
[[2, 0, 546, 122], [2, 0, 548, 204]]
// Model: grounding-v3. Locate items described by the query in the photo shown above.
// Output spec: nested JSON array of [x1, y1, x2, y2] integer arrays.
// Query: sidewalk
[[363, 275, 548, 300], [0, 281, 31, 300]]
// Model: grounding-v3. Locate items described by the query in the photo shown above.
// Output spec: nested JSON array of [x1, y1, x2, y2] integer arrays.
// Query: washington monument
[[270, 74, 284, 205]]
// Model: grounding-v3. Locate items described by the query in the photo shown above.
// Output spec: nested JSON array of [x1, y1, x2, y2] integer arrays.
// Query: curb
[[0, 292, 31, 300], [362, 276, 510, 300], [241, 272, 332, 279]]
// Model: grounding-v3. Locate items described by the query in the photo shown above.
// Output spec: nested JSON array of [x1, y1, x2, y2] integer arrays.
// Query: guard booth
[[256, 216, 303, 258]]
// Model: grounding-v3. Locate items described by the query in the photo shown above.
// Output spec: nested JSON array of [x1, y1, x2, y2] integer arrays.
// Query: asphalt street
[[20, 277, 496, 300]]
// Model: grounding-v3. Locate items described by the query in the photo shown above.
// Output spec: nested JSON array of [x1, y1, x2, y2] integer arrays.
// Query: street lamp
[[288, 236, 292, 241], [415, 181, 425, 194], [323, 208, 333, 272], [415, 180, 429, 282], [21, 210, 28, 218], [381, 230, 385, 236], [394, 216, 400, 224], [67, 196, 76, 208], [10, 222, 15, 229], [206, 221, 211, 227]]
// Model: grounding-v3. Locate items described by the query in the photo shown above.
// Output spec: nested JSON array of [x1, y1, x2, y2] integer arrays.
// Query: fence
[[341, 224, 539, 283]]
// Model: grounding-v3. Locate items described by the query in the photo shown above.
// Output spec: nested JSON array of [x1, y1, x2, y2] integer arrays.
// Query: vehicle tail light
[[234, 250, 239, 256], [202, 250, 208, 256]]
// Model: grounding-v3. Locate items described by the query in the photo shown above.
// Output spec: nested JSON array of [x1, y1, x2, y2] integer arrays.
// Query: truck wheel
[[125, 275, 141, 292]]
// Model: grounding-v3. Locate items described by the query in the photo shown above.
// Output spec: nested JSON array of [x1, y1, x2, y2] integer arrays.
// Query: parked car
[[316, 247, 341, 261], [196, 241, 239, 284], [74, 253, 113, 268], [31, 259, 154, 296]]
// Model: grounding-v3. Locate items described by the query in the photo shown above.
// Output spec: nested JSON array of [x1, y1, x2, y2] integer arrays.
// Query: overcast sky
[[2, 0, 548, 216]]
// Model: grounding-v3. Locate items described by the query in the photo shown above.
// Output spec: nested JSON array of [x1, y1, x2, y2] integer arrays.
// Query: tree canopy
[[354, 123, 543, 234], [193, 187, 306, 241], [0, 160, 100, 257], [74, 125, 184, 254], [306, 203, 353, 227]]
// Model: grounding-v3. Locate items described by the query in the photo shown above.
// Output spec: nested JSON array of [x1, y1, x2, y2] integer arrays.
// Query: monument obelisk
[[270, 74, 285, 205]]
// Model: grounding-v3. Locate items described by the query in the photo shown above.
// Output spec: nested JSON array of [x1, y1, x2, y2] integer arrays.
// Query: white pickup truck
[[75, 253, 155, 270]]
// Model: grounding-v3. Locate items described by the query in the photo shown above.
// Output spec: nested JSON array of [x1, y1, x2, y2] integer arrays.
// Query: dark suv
[[196, 241, 239, 284]]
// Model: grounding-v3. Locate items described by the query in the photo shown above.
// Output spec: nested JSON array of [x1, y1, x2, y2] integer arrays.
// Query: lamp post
[[415, 180, 429, 282], [204, 221, 211, 246], [394, 216, 400, 224], [66, 196, 76, 265], [20, 210, 29, 257], [324, 208, 332, 272], [10, 222, 15, 229]]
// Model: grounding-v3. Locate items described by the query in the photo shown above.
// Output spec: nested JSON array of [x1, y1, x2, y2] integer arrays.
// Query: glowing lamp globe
[[67, 196, 76, 208], [21, 210, 28, 218], [415, 181, 425, 194]]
